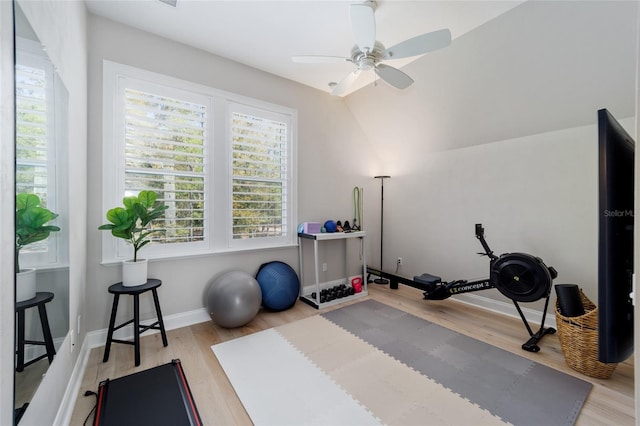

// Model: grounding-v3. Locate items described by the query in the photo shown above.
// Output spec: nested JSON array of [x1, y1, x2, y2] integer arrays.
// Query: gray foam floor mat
[[322, 299, 592, 426]]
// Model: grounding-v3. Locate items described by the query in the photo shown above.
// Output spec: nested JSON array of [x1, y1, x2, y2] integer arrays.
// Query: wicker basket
[[554, 289, 617, 379]]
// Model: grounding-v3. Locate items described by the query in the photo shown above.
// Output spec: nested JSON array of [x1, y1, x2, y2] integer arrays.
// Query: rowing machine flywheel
[[490, 253, 553, 303]]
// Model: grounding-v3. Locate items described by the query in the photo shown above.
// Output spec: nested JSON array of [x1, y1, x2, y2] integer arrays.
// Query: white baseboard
[[54, 336, 92, 425], [83, 306, 210, 350], [454, 292, 557, 329], [55, 307, 210, 424]]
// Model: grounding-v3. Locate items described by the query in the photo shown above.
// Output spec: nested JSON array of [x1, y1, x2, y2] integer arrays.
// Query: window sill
[[19, 264, 69, 273], [99, 242, 299, 266]]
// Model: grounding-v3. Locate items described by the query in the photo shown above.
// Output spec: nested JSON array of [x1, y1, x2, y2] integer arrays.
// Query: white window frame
[[15, 37, 68, 269], [101, 61, 297, 263]]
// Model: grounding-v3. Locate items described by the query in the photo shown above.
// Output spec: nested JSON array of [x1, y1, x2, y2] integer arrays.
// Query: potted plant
[[99, 190, 168, 286], [15, 193, 60, 302]]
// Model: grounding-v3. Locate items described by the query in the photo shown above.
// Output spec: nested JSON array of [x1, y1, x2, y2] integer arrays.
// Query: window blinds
[[124, 88, 207, 244], [15, 63, 48, 201], [15, 63, 50, 254], [230, 111, 288, 240]]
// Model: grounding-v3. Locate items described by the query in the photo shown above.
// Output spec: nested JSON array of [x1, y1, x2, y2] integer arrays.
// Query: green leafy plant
[[15, 193, 60, 272], [99, 190, 169, 262]]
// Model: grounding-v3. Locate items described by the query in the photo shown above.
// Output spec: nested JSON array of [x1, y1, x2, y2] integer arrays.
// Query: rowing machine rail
[[366, 224, 557, 352]]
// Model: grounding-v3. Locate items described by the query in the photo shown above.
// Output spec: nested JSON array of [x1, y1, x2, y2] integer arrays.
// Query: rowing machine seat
[[414, 273, 442, 288]]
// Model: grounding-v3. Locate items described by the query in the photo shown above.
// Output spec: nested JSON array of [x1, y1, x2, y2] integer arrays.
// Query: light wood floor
[[70, 284, 635, 425]]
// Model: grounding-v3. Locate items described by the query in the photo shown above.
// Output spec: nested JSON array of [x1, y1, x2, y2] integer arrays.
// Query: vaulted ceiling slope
[[84, 0, 524, 96], [345, 0, 638, 156]]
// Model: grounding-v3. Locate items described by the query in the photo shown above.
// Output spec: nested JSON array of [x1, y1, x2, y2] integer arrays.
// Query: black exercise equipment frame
[[93, 359, 202, 426], [367, 224, 557, 353]]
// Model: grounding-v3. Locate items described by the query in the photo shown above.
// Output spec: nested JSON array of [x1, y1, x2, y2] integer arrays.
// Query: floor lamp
[[373, 175, 390, 284]]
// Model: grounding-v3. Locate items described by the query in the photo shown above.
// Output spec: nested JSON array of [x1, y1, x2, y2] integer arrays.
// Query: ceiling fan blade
[[331, 70, 361, 96], [292, 55, 350, 64], [383, 28, 452, 60], [374, 64, 414, 90], [350, 2, 376, 53]]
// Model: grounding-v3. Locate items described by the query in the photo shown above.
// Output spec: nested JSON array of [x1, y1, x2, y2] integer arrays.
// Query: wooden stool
[[15, 292, 56, 372], [103, 279, 168, 366]]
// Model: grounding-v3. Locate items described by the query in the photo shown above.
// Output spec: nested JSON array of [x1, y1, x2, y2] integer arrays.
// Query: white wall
[[13, 1, 88, 424], [0, 1, 15, 424], [85, 15, 380, 333], [381, 120, 634, 308], [345, 0, 638, 314]]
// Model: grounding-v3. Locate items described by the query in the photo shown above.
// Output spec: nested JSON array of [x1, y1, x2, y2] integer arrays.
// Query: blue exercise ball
[[255, 261, 300, 311], [207, 271, 262, 328], [324, 220, 337, 233]]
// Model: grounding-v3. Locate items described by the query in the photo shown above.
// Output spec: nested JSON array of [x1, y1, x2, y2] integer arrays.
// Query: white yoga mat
[[211, 328, 380, 426]]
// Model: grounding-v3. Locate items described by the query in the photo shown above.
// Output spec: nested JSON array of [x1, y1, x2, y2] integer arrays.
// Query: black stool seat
[[103, 279, 168, 366], [15, 292, 56, 372]]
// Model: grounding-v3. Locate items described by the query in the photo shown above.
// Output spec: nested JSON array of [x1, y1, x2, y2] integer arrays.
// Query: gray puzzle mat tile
[[481, 346, 536, 375], [321, 299, 592, 426], [430, 342, 481, 370], [410, 353, 460, 385], [379, 339, 427, 366], [321, 308, 375, 335], [410, 323, 458, 353], [358, 327, 397, 348]]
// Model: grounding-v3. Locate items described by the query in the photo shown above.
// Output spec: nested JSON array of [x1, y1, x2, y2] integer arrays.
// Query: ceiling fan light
[[358, 57, 375, 71]]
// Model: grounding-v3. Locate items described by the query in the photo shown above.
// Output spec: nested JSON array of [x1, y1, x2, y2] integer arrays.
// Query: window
[[102, 61, 297, 262], [228, 103, 292, 249], [123, 88, 207, 245], [15, 37, 67, 268], [15, 61, 50, 202]]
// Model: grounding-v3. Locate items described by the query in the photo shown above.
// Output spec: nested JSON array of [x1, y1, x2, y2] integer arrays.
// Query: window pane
[[16, 63, 48, 198], [231, 111, 288, 240], [16, 63, 49, 253], [124, 88, 207, 244]]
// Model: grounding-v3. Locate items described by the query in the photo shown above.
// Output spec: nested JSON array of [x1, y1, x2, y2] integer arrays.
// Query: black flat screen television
[[597, 108, 635, 363]]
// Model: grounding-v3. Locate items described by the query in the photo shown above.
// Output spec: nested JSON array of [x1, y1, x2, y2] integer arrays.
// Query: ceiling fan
[[292, 1, 451, 96]]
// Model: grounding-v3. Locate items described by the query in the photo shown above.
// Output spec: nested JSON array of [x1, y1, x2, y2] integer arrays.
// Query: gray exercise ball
[[207, 271, 262, 328]]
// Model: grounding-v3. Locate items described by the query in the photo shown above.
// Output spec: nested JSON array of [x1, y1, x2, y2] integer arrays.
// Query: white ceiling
[[85, 0, 524, 96]]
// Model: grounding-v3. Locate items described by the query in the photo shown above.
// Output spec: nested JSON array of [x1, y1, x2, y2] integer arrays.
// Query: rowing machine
[[367, 224, 557, 352]]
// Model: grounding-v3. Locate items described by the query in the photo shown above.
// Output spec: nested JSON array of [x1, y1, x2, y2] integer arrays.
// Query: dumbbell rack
[[297, 231, 368, 309]]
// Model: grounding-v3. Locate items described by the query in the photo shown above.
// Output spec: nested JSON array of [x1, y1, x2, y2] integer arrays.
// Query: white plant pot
[[122, 259, 148, 287], [16, 268, 37, 302]]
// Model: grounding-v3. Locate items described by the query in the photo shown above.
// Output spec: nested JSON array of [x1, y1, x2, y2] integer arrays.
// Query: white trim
[[53, 335, 91, 426], [454, 292, 557, 329], [102, 61, 215, 262], [0, 2, 16, 423], [82, 307, 210, 352], [15, 36, 69, 269]]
